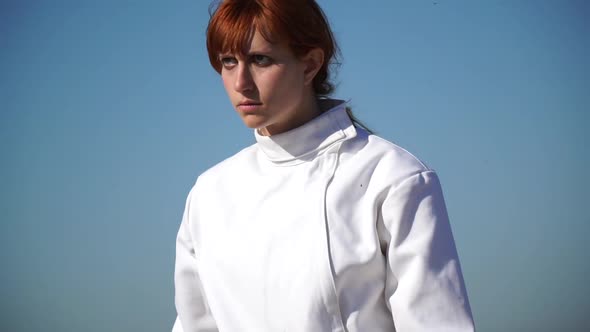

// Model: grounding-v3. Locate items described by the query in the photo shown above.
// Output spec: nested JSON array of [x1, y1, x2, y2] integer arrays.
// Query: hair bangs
[[206, 0, 339, 96], [207, 1, 281, 73]]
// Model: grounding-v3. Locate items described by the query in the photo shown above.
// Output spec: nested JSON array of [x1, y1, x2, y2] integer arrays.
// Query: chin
[[240, 116, 269, 130]]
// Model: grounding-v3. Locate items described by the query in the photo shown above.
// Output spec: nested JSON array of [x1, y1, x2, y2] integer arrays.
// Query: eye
[[251, 54, 272, 67], [219, 56, 238, 69]]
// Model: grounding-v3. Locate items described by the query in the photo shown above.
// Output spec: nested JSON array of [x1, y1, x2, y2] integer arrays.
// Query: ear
[[302, 48, 324, 86]]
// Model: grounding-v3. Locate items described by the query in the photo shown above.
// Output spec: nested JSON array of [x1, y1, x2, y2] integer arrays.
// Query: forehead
[[241, 30, 281, 53], [220, 25, 283, 56]]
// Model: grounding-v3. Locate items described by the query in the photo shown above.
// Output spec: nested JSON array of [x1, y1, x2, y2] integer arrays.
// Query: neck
[[258, 92, 321, 136]]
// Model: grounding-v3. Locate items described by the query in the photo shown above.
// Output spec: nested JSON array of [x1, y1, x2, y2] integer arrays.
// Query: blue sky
[[1, 1, 588, 331]]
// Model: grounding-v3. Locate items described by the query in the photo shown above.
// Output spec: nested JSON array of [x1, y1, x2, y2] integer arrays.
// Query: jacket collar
[[255, 100, 357, 164]]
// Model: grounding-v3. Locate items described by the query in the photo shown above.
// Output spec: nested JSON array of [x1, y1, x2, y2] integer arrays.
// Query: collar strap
[[255, 100, 357, 164]]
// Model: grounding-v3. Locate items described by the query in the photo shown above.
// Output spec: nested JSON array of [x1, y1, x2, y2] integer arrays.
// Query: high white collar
[[255, 100, 357, 164]]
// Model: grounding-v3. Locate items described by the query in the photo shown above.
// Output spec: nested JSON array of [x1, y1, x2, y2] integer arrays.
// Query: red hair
[[206, 0, 339, 96]]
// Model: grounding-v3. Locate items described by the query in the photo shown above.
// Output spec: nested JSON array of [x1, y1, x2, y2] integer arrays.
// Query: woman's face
[[220, 30, 316, 136]]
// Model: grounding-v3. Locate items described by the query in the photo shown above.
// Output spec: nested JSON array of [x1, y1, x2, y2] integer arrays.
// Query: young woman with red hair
[[173, 1, 475, 331]]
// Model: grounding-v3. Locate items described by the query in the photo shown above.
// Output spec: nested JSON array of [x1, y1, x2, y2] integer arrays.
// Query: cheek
[[279, 72, 305, 104], [262, 69, 302, 99], [221, 74, 232, 93], [221, 70, 239, 96]]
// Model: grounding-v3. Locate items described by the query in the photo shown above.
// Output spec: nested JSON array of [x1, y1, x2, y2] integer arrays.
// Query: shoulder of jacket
[[195, 143, 258, 186], [337, 130, 436, 192], [359, 132, 432, 172], [358, 134, 445, 198]]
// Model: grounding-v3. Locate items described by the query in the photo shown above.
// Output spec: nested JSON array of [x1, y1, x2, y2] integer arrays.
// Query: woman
[[173, 0, 475, 331]]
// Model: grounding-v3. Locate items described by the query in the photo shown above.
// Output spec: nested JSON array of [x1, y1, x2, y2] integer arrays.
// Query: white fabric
[[174, 101, 475, 332]]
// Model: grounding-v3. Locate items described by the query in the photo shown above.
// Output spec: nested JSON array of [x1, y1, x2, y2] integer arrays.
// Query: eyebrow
[[218, 48, 273, 58]]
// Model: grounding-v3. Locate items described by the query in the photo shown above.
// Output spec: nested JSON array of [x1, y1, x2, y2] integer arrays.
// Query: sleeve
[[379, 170, 475, 331], [173, 186, 219, 332]]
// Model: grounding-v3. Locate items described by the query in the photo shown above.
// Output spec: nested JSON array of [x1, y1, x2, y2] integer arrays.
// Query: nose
[[234, 63, 254, 93]]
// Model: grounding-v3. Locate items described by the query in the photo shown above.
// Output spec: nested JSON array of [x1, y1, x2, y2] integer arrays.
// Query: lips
[[237, 100, 262, 113], [238, 99, 262, 106]]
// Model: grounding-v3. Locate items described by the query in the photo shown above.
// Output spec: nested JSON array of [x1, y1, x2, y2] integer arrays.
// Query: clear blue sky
[[1, 1, 588, 331]]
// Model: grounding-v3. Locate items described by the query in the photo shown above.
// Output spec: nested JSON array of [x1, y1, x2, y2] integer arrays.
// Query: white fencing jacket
[[173, 101, 475, 332]]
